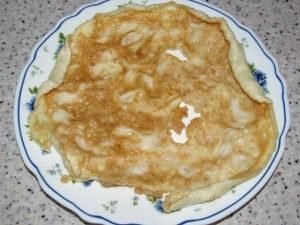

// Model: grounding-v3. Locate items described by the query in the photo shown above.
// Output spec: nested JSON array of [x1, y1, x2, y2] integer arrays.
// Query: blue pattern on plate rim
[[102, 200, 118, 213], [241, 37, 249, 47], [26, 86, 38, 112], [146, 196, 164, 213], [41, 150, 50, 155], [54, 32, 66, 59], [15, 0, 288, 224], [132, 195, 139, 206], [82, 180, 94, 187], [26, 96, 36, 112], [154, 200, 164, 213], [250, 63, 269, 92], [47, 163, 63, 176], [30, 65, 43, 77], [71, 179, 94, 187]]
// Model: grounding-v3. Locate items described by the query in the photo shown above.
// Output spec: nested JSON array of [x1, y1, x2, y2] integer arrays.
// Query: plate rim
[[13, 0, 290, 224]]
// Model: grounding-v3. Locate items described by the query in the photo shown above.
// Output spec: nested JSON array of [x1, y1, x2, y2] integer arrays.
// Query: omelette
[[29, 2, 278, 212]]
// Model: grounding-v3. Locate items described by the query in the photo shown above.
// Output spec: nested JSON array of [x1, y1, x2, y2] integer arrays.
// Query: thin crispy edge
[[163, 104, 278, 212]]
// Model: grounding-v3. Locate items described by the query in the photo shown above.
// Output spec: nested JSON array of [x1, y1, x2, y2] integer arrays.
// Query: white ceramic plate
[[14, 0, 290, 224]]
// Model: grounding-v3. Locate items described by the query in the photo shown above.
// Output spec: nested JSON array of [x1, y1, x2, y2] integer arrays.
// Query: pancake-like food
[[29, 2, 278, 212]]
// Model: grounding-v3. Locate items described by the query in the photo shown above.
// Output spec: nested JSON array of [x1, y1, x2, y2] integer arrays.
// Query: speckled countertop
[[0, 0, 299, 224]]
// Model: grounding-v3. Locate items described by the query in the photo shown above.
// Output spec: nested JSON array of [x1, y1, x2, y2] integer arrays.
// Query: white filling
[[121, 32, 142, 46], [215, 143, 232, 158], [75, 136, 89, 150], [54, 92, 78, 106], [166, 49, 188, 61], [170, 102, 201, 144], [230, 98, 251, 124], [127, 162, 149, 176], [142, 74, 155, 90], [52, 109, 72, 124], [119, 90, 138, 104], [113, 125, 135, 136], [178, 165, 195, 178], [138, 133, 160, 150], [90, 62, 122, 79]]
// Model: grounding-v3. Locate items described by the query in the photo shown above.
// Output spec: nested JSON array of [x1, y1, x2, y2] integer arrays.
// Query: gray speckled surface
[[0, 0, 299, 224]]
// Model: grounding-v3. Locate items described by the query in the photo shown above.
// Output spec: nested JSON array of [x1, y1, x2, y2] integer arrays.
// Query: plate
[[14, 0, 290, 224]]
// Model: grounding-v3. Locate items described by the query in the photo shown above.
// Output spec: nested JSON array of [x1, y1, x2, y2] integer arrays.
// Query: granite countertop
[[1, 0, 299, 224]]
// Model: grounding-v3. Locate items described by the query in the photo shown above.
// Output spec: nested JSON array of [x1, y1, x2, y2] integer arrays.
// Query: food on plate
[[28, 2, 278, 212]]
